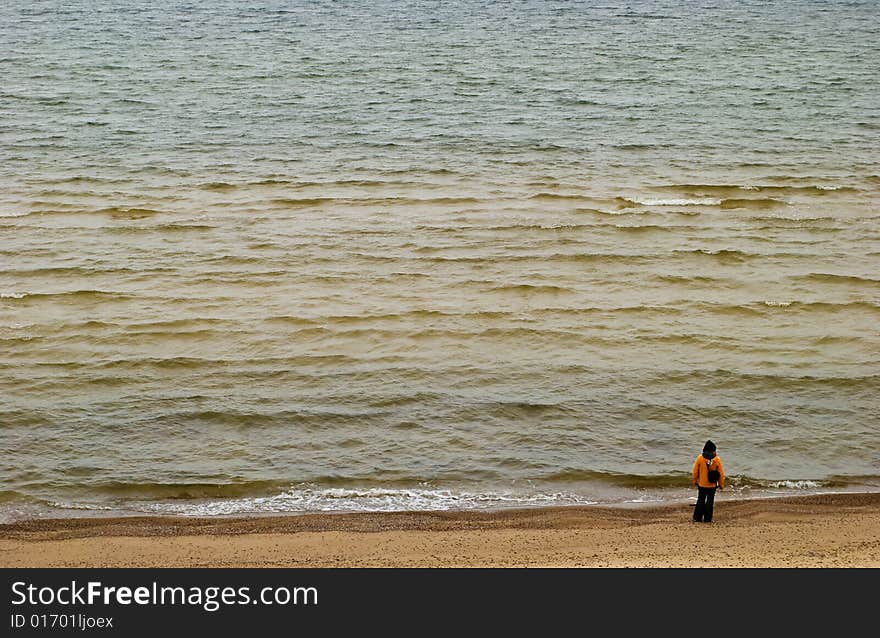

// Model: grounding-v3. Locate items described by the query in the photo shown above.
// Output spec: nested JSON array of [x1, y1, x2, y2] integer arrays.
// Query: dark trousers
[[694, 486, 717, 522]]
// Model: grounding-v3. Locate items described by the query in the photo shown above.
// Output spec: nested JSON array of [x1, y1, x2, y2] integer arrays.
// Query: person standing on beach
[[692, 440, 724, 523]]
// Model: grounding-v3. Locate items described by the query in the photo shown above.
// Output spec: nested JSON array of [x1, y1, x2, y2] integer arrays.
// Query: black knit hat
[[703, 440, 716, 453]]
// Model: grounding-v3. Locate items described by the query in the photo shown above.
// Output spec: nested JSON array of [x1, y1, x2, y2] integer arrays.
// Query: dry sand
[[2, 492, 879, 568]]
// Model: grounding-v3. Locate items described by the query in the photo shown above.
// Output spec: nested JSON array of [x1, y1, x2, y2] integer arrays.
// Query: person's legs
[[693, 487, 707, 522], [703, 487, 717, 522]]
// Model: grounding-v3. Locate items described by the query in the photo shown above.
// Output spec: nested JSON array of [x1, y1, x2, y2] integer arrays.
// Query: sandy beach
[[2, 492, 878, 568]]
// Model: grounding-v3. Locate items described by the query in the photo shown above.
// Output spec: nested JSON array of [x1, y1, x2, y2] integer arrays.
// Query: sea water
[[1, 0, 878, 521]]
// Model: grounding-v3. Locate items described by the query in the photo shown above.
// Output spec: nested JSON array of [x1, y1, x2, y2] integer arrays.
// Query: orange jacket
[[693, 454, 724, 489]]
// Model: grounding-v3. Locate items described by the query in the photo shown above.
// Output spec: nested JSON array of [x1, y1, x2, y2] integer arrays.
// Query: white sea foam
[[631, 198, 723, 206], [121, 487, 598, 517], [767, 480, 823, 489], [626, 496, 666, 503], [0, 292, 26, 299], [48, 501, 116, 511]]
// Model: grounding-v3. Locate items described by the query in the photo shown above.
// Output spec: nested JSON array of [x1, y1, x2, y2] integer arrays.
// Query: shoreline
[[2, 492, 879, 567]]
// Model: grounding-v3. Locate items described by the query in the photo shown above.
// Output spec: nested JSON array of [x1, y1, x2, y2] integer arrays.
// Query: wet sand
[[2, 492, 879, 568]]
